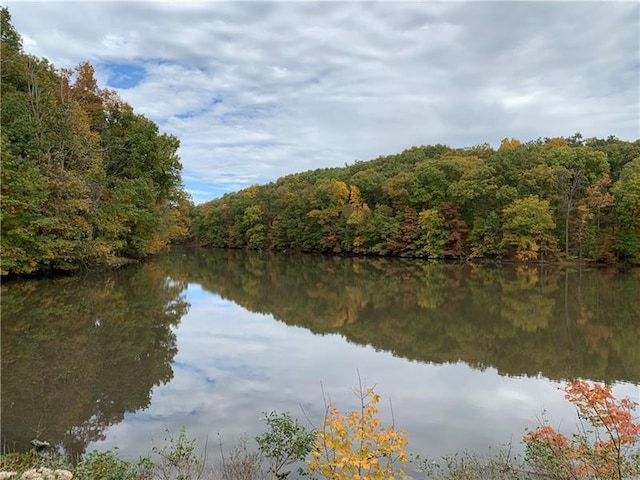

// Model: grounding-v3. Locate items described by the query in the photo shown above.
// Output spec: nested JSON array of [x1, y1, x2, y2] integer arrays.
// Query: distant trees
[[612, 159, 640, 260], [192, 133, 640, 264], [0, 8, 190, 275]]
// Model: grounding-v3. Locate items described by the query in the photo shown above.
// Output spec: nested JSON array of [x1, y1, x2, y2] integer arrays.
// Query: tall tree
[[547, 146, 609, 258]]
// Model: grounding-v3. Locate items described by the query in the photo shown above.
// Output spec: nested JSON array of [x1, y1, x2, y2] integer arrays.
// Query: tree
[[612, 158, 640, 262], [306, 180, 350, 252], [499, 137, 522, 150], [439, 203, 469, 259], [524, 381, 640, 479], [0, 135, 49, 274], [361, 204, 401, 255], [1, 6, 25, 88], [410, 160, 448, 208], [1, 10, 189, 274], [417, 208, 447, 259], [256, 412, 315, 479], [343, 184, 371, 254], [501, 196, 558, 262], [576, 174, 614, 261], [186, 130, 635, 263], [242, 204, 266, 249], [547, 146, 609, 258], [469, 211, 503, 259], [0, 7, 21, 51]]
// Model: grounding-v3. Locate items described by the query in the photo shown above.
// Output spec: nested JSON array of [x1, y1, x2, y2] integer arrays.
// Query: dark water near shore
[[2, 247, 639, 462]]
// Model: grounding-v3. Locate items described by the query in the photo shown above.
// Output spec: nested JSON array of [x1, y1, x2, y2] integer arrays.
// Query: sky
[[5, 1, 640, 204]]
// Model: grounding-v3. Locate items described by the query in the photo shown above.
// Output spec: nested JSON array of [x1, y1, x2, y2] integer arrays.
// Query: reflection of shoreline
[[183, 248, 640, 385], [0, 262, 189, 457], [85, 299, 640, 471], [2, 247, 637, 461]]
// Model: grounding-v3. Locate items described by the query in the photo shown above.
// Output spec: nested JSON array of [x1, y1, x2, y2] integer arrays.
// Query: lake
[[2, 247, 639, 467]]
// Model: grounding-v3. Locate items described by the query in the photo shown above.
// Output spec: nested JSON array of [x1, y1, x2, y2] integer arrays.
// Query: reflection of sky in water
[[92, 283, 640, 463]]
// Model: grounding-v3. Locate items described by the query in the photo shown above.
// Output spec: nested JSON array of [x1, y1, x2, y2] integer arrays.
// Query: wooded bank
[[1, 8, 191, 276], [192, 136, 640, 264]]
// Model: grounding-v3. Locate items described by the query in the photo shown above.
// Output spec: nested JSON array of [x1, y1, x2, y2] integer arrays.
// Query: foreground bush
[[307, 384, 408, 479], [524, 381, 640, 479]]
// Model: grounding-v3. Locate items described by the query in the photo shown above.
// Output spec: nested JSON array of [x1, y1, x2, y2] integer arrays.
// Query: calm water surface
[[2, 247, 639, 463]]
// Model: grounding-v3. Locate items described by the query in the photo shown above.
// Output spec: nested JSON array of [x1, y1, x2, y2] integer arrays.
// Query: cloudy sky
[[5, 2, 639, 204]]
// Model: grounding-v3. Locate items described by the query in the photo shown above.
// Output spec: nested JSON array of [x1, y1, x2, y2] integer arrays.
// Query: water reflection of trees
[[1, 261, 189, 457], [3, 248, 636, 457], [184, 248, 640, 384]]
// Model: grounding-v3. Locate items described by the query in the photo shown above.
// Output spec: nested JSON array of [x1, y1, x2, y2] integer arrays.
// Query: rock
[[19, 468, 48, 480], [0, 472, 18, 480], [18, 468, 72, 480], [29, 440, 51, 451]]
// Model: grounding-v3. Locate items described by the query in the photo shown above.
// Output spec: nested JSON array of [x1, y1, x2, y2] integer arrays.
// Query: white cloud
[[5, 1, 639, 204]]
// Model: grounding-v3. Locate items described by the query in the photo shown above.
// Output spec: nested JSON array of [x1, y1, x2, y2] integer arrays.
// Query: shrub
[[152, 427, 205, 480], [307, 384, 408, 480], [524, 380, 640, 479], [75, 450, 149, 480], [255, 412, 315, 479]]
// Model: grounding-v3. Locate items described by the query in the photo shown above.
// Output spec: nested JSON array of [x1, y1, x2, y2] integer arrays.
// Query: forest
[[191, 137, 640, 264], [0, 8, 191, 275]]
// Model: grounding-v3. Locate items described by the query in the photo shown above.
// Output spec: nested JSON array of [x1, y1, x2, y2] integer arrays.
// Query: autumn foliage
[[1, 8, 191, 276], [523, 380, 640, 479], [308, 385, 408, 479], [193, 137, 640, 264]]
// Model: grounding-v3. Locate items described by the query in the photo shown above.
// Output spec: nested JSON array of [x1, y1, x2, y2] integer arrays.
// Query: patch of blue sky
[[184, 180, 231, 204], [102, 62, 146, 89], [174, 97, 223, 120]]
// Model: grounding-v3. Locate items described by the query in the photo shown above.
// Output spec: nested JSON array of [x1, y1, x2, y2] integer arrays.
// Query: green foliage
[[469, 211, 502, 258], [417, 208, 447, 259], [192, 134, 638, 264], [152, 427, 205, 480], [0, 10, 190, 276], [0, 137, 49, 274], [75, 450, 151, 480], [612, 158, 640, 262], [255, 412, 315, 478]]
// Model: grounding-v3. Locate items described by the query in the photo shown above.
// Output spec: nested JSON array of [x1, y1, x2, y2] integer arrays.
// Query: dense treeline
[[192, 135, 640, 263], [0, 9, 190, 275]]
